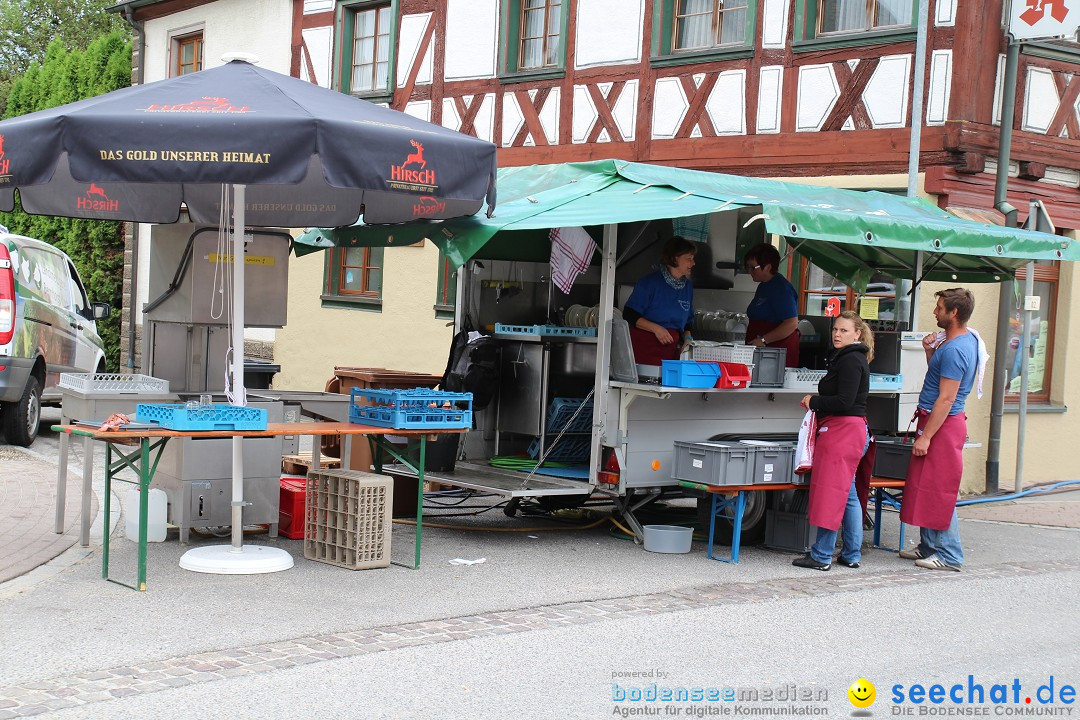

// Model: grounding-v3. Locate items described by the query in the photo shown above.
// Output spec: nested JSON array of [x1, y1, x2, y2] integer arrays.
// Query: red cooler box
[[279, 475, 308, 539]]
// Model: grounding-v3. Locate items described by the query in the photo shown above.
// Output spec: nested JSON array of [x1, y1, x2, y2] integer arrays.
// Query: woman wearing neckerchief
[[622, 236, 697, 367], [793, 311, 878, 571]]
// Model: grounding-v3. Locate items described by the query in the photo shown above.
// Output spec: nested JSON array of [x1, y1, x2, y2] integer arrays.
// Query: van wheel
[[3, 375, 42, 446], [696, 491, 768, 546]]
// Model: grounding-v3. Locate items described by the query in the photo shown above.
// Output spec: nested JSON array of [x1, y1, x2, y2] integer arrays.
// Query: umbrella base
[[179, 544, 294, 575]]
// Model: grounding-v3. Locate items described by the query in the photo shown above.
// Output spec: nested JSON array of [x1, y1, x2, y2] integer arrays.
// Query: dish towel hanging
[[550, 227, 596, 294]]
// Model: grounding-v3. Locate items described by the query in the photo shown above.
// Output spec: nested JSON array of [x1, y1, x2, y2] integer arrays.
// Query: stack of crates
[[305, 468, 393, 570]]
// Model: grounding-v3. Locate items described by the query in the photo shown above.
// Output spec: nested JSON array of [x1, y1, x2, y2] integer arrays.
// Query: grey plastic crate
[[671, 440, 754, 486], [739, 440, 795, 484], [764, 508, 818, 553], [750, 348, 786, 387], [874, 438, 913, 479]]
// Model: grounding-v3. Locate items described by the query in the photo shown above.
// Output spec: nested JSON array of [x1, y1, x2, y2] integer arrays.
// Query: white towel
[[550, 227, 596, 294], [931, 328, 991, 399]]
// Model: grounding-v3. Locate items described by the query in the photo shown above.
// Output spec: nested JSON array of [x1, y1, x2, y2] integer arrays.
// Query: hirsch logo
[[0, 134, 10, 178], [77, 183, 119, 213], [389, 140, 438, 192], [413, 195, 446, 217], [143, 96, 251, 113]]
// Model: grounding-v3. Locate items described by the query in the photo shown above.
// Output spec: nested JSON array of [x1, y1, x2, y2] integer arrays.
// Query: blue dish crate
[[661, 360, 722, 389], [136, 403, 268, 431], [546, 397, 593, 434], [348, 387, 473, 429], [494, 323, 597, 338], [528, 434, 592, 463], [870, 373, 903, 391]]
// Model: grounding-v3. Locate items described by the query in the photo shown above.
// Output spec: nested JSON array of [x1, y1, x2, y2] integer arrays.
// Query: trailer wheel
[[696, 491, 768, 546]]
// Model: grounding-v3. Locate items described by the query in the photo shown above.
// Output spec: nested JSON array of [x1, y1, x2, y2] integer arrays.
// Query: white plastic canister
[[124, 487, 168, 542]]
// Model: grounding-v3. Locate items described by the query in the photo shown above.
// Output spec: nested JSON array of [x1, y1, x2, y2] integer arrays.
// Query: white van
[[0, 230, 110, 445]]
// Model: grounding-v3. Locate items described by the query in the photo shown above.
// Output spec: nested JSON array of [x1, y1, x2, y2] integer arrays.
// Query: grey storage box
[[672, 440, 754, 486], [739, 440, 795, 484], [765, 508, 818, 553], [751, 348, 786, 387], [874, 438, 913, 479]]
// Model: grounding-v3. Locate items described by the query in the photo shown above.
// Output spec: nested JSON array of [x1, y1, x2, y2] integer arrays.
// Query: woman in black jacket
[[793, 311, 876, 571]]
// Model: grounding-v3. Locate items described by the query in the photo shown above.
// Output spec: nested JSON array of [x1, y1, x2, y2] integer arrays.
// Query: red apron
[[808, 415, 876, 531], [629, 326, 681, 366], [745, 319, 800, 368], [900, 410, 966, 530]]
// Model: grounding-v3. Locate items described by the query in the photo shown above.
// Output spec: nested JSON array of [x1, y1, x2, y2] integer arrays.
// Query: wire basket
[[783, 368, 826, 390], [690, 342, 756, 368], [59, 373, 170, 395]]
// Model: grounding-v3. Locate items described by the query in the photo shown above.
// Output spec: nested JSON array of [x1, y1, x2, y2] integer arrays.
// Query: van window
[[22, 247, 70, 308], [67, 262, 89, 318]]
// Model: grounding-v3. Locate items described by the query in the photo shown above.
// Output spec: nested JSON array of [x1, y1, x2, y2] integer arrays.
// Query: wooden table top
[[53, 421, 468, 441]]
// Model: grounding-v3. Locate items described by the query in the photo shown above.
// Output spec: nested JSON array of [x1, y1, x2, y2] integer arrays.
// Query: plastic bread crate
[[715, 362, 752, 389], [136, 403, 268, 431], [784, 368, 826, 390], [348, 387, 473, 429], [528, 434, 592, 463], [60, 373, 169, 394], [661, 360, 722, 389], [750, 348, 787, 387], [873, 438, 913, 479], [870, 373, 903, 391], [671, 440, 754, 486], [494, 323, 597, 337], [305, 469, 392, 570], [545, 397, 593, 434]]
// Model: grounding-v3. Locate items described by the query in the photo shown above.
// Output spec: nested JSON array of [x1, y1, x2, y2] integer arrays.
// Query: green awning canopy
[[295, 159, 1075, 285]]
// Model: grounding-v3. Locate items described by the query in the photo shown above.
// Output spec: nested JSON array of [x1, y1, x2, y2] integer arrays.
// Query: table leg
[[730, 492, 746, 564], [55, 430, 70, 535], [137, 439, 149, 591], [414, 436, 426, 571], [706, 495, 718, 560], [80, 435, 94, 547], [873, 488, 883, 548], [101, 443, 112, 580]]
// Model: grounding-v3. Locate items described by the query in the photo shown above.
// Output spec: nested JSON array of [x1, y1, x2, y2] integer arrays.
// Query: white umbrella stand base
[[179, 545, 294, 575]]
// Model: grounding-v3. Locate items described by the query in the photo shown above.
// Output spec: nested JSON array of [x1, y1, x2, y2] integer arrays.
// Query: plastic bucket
[[642, 524, 693, 554]]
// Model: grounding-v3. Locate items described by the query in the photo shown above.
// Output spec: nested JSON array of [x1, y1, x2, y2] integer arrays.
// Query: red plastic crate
[[279, 475, 307, 540], [714, 362, 751, 389]]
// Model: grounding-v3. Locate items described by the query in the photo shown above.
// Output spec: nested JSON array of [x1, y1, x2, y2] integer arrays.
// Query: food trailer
[[299, 160, 1073, 540]]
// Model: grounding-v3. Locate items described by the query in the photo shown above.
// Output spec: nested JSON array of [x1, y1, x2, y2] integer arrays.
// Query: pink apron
[[808, 415, 876, 531], [900, 410, 966, 530]]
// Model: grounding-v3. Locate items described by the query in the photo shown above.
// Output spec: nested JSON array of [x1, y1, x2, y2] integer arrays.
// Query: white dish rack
[[688, 342, 756, 370], [58, 373, 170, 395], [783, 368, 826, 390]]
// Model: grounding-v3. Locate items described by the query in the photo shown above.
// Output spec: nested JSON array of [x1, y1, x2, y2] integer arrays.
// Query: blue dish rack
[[528, 434, 592, 463], [349, 387, 473, 429], [546, 397, 593, 434], [494, 323, 597, 338], [136, 403, 268, 431], [870, 373, 903, 391]]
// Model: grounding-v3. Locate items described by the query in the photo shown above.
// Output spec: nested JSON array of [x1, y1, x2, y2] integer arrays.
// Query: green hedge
[[1, 33, 131, 370]]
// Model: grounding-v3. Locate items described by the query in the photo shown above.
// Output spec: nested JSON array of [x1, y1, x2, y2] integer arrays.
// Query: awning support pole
[[1016, 253, 1034, 494], [987, 38, 1021, 495]]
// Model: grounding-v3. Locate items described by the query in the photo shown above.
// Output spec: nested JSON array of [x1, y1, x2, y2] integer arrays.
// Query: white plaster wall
[[993, 54, 1006, 126], [442, 94, 496, 143], [757, 66, 783, 134], [705, 70, 746, 135], [301, 26, 333, 88], [575, 0, 643, 68], [571, 81, 638, 143], [935, 0, 957, 25], [612, 79, 638, 141], [304, 0, 333, 12], [651, 77, 689, 139], [572, 86, 599, 143], [141, 0, 293, 81], [397, 13, 433, 88], [444, 0, 498, 80], [761, 0, 790, 49], [926, 50, 952, 126], [863, 54, 910, 128], [1022, 67, 1060, 134], [404, 99, 432, 122], [502, 88, 560, 146], [796, 64, 839, 132], [274, 243, 454, 391]]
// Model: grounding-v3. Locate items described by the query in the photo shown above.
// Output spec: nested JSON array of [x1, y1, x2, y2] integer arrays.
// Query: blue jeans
[[810, 480, 863, 564], [917, 509, 964, 567]]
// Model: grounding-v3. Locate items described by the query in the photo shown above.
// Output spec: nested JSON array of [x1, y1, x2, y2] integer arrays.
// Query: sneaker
[[898, 548, 925, 560], [835, 557, 861, 569], [792, 554, 831, 571], [914, 554, 961, 572]]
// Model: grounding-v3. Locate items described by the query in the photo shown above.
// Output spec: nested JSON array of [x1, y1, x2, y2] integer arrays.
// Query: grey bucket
[[643, 525, 693, 554]]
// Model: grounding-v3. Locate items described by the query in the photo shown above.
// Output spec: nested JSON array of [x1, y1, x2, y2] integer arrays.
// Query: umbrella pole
[[231, 184, 247, 552]]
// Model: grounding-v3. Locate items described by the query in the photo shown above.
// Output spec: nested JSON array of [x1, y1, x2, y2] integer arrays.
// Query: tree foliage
[[1, 33, 132, 370]]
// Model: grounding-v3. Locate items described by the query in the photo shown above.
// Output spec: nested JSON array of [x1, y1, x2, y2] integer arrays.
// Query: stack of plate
[[564, 304, 620, 328]]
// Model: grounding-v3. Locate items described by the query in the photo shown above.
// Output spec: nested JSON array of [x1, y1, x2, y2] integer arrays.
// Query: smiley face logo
[[848, 678, 876, 708]]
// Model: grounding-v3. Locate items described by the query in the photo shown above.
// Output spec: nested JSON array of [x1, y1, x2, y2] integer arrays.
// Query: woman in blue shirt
[[743, 243, 800, 368], [623, 236, 697, 366]]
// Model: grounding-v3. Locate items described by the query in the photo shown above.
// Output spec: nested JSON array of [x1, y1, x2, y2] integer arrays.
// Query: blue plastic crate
[[660, 360, 722, 389], [528, 434, 592, 463], [546, 397, 593, 434], [348, 387, 473, 429], [136, 403, 268, 431], [494, 323, 597, 337], [870, 373, 903, 391]]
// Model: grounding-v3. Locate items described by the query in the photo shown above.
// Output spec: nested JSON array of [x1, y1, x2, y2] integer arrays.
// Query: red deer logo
[[77, 182, 118, 212], [87, 183, 108, 200], [404, 140, 426, 169]]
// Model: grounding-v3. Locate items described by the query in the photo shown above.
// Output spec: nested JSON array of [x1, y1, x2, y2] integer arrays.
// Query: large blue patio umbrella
[[0, 57, 497, 573]]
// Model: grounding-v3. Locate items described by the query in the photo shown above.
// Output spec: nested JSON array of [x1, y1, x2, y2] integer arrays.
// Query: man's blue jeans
[[809, 480, 862, 565], [917, 509, 964, 567]]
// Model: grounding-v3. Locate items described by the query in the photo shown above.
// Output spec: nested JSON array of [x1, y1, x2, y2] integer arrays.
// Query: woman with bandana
[[623, 236, 697, 367]]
